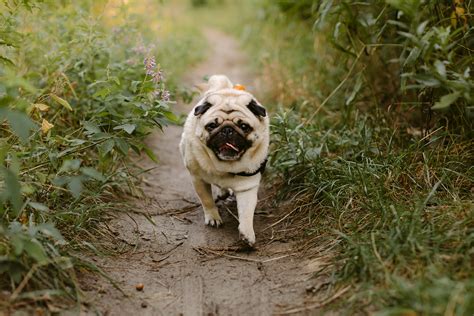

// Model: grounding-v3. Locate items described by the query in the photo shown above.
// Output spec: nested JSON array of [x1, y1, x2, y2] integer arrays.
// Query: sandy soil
[[79, 29, 327, 316]]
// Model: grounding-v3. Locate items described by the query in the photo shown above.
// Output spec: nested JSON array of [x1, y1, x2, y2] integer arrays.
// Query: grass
[[181, 0, 474, 314], [271, 111, 473, 314], [2, 0, 471, 313], [0, 0, 204, 311]]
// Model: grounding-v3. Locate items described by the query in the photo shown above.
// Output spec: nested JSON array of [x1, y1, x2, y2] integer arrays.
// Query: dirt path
[[82, 29, 324, 316]]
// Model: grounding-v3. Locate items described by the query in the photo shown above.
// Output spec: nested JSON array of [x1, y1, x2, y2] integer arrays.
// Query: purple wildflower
[[152, 69, 164, 83], [143, 56, 156, 76], [161, 90, 171, 102]]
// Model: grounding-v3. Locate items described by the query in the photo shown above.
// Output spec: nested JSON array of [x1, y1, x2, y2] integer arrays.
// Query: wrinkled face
[[194, 92, 267, 161]]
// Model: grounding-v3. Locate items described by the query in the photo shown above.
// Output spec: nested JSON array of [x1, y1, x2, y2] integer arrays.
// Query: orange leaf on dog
[[234, 84, 246, 91]]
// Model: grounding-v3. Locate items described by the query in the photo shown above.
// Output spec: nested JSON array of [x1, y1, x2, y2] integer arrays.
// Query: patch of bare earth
[[79, 29, 332, 316]]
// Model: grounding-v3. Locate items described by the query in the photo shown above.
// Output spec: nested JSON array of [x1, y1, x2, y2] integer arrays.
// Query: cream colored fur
[[180, 75, 269, 245]]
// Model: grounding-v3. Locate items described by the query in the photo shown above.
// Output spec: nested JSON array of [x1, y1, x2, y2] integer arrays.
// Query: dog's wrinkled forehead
[[194, 90, 266, 119]]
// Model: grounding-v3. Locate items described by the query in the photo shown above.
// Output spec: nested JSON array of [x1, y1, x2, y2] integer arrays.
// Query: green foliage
[[271, 110, 473, 314], [0, 0, 201, 309], [273, 0, 473, 117], [208, 0, 473, 314]]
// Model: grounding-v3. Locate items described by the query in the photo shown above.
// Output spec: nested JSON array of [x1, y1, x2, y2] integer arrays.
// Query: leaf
[[99, 139, 115, 156], [114, 138, 130, 155], [131, 81, 141, 93], [93, 87, 111, 99], [0, 167, 23, 215], [23, 239, 48, 263], [41, 119, 54, 134], [345, 73, 363, 106], [413, 74, 440, 87], [68, 176, 83, 198], [83, 121, 101, 134], [81, 167, 106, 182], [163, 111, 180, 124], [463, 67, 470, 79], [451, 11, 458, 28], [432, 92, 461, 110], [113, 123, 136, 134], [0, 109, 36, 142], [28, 202, 49, 212], [50, 94, 73, 111], [397, 31, 420, 44], [59, 159, 82, 173], [33, 103, 49, 112], [403, 47, 420, 67], [416, 20, 429, 35], [52, 176, 69, 187], [434, 60, 446, 78], [109, 76, 121, 86], [143, 146, 159, 163], [313, 0, 334, 30], [36, 223, 65, 243], [11, 235, 24, 256]]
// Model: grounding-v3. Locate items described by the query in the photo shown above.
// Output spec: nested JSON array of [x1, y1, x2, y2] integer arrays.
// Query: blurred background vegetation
[[0, 0, 203, 310], [1, 0, 473, 314]]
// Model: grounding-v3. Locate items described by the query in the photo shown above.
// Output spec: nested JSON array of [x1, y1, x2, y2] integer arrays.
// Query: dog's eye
[[205, 122, 218, 131], [239, 123, 252, 132]]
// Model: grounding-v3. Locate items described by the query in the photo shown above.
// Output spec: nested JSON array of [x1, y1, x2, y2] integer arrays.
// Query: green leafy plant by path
[[192, 0, 473, 314], [0, 0, 202, 310], [271, 0, 473, 116], [271, 111, 473, 315]]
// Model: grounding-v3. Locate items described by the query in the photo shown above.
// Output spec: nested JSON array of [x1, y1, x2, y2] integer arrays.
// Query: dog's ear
[[247, 100, 266, 118], [208, 75, 233, 90], [194, 101, 212, 116], [194, 83, 210, 94]]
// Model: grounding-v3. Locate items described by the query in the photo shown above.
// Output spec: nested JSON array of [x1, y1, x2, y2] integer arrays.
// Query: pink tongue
[[225, 142, 239, 152]]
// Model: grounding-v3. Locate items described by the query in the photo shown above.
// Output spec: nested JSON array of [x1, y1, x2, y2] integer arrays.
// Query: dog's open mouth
[[207, 126, 251, 161], [222, 142, 239, 152], [217, 142, 243, 160]]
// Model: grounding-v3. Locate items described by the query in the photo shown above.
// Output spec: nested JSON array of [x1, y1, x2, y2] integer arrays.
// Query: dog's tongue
[[221, 142, 239, 152]]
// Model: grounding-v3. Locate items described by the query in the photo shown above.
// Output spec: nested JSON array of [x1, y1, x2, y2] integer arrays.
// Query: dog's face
[[193, 91, 267, 162]]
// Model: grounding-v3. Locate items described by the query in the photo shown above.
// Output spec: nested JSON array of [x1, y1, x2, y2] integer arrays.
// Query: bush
[[0, 0, 196, 308], [271, 109, 473, 314], [273, 0, 473, 122]]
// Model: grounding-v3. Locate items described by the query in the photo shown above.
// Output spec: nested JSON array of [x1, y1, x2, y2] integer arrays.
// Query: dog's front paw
[[238, 224, 256, 246], [204, 209, 223, 227]]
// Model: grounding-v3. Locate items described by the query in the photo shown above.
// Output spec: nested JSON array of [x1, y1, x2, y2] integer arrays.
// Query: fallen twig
[[194, 247, 294, 263], [279, 285, 351, 314], [223, 206, 239, 222], [262, 207, 299, 232]]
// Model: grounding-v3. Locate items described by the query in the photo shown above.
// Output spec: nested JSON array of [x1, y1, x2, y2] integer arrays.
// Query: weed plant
[[0, 0, 203, 310], [199, 0, 474, 314]]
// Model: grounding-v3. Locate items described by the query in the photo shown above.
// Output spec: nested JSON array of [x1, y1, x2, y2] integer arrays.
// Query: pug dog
[[179, 75, 269, 245]]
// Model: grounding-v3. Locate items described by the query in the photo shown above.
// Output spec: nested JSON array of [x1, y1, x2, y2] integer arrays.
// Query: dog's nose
[[221, 126, 235, 137]]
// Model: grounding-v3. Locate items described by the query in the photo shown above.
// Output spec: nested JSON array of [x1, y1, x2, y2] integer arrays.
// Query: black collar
[[230, 159, 267, 177]]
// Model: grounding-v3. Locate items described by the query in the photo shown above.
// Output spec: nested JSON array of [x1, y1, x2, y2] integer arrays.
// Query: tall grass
[[0, 0, 203, 310], [193, 0, 474, 314]]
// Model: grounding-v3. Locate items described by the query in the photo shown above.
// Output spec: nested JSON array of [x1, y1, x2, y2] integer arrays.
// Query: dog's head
[[193, 75, 268, 162]]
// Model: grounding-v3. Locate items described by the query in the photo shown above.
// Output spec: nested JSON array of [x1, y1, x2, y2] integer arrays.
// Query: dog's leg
[[192, 178, 222, 227], [235, 186, 259, 245]]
